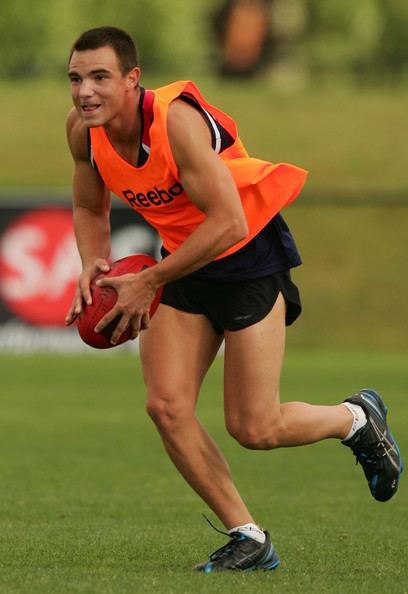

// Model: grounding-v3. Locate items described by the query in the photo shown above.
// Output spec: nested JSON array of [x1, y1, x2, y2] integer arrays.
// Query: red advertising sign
[[0, 200, 160, 351], [0, 207, 80, 326]]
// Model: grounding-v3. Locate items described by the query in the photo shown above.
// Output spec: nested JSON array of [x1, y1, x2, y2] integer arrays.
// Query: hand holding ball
[[77, 254, 162, 349]]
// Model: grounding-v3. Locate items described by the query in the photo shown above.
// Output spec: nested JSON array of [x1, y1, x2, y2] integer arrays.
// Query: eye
[[69, 76, 81, 84]]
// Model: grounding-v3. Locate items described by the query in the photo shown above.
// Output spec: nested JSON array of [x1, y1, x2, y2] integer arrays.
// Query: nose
[[78, 78, 94, 98]]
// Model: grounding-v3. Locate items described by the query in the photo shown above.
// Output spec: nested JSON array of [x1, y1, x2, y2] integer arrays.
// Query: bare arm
[[65, 109, 112, 324], [96, 99, 249, 342], [146, 99, 248, 284]]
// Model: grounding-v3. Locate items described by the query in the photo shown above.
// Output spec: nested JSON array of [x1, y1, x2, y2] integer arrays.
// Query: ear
[[126, 67, 141, 90]]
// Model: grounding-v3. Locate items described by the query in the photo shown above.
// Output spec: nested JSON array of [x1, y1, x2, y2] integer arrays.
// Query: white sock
[[228, 523, 266, 544], [342, 402, 367, 441]]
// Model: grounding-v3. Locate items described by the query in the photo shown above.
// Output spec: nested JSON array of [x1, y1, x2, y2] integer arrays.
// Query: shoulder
[[66, 108, 88, 162], [167, 98, 211, 148], [167, 97, 199, 124]]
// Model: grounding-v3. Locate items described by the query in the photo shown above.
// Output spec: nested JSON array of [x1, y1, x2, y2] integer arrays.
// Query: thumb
[[95, 258, 111, 273], [96, 274, 120, 288]]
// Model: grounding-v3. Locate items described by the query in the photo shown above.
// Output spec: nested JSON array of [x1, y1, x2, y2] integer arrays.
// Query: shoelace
[[202, 513, 229, 537], [201, 514, 247, 562], [209, 533, 246, 562], [351, 441, 387, 467]]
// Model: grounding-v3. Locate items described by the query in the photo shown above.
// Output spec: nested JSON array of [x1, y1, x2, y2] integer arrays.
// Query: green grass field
[[1, 350, 407, 594]]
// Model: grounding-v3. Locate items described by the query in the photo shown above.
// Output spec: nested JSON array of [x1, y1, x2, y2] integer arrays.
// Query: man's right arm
[[65, 109, 112, 325]]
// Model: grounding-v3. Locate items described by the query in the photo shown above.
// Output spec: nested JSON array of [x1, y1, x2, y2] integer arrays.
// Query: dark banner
[[0, 199, 161, 352]]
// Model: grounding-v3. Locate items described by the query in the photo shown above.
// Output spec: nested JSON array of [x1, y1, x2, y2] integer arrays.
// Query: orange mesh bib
[[90, 80, 307, 259]]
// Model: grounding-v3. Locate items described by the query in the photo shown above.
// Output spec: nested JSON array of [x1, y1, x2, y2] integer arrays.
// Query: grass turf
[[0, 350, 407, 593]]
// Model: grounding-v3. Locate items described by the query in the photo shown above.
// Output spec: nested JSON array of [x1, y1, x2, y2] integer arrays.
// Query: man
[[65, 26, 402, 572]]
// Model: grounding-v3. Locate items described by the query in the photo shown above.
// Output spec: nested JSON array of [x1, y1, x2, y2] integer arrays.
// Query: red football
[[77, 254, 163, 349]]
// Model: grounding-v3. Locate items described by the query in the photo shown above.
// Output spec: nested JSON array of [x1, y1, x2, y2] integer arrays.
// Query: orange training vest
[[90, 80, 307, 259]]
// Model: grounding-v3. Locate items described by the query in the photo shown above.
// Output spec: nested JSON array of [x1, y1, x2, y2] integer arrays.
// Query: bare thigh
[[223, 292, 286, 442], [140, 304, 223, 411]]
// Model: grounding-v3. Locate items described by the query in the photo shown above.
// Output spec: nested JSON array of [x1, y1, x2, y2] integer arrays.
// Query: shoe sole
[[197, 549, 281, 573], [260, 558, 281, 571]]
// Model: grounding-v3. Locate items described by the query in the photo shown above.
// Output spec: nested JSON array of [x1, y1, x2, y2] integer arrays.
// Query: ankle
[[342, 402, 367, 441], [228, 523, 266, 543]]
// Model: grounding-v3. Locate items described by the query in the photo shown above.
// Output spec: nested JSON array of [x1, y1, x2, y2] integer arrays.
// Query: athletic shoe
[[194, 530, 280, 572], [343, 389, 403, 502]]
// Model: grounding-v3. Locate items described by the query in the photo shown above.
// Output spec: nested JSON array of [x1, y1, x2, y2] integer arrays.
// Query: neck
[[104, 85, 142, 145]]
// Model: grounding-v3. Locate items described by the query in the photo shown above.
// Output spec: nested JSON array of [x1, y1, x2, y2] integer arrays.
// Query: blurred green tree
[[0, 0, 407, 82], [0, 0, 52, 78], [303, 0, 408, 81]]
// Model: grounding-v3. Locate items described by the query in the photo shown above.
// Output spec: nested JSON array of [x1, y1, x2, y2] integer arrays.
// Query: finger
[[130, 317, 142, 340], [65, 290, 82, 325], [140, 313, 150, 331], [79, 281, 93, 306], [110, 315, 131, 345], [94, 306, 121, 334], [95, 258, 111, 273], [96, 275, 120, 288], [65, 304, 81, 325], [96, 272, 135, 288], [65, 306, 77, 326], [65, 297, 76, 324]]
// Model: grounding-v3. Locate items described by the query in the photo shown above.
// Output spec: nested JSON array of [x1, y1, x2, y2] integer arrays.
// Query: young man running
[[65, 26, 402, 572]]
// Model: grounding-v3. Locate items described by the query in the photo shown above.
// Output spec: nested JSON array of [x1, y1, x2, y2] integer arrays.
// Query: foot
[[194, 530, 280, 572], [343, 389, 403, 501]]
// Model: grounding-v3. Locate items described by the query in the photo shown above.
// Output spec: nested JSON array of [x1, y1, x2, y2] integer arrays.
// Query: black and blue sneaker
[[343, 389, 403, 502], [195, 530, 280, 572]]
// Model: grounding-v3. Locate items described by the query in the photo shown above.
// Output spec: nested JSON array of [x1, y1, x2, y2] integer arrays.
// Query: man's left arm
[[96, 98, 248, 342], [143, 98, 249, 284]]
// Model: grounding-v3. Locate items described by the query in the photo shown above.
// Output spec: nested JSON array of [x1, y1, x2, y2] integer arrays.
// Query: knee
[[226, 416, 284, 450], [146, 389, 193, 432]]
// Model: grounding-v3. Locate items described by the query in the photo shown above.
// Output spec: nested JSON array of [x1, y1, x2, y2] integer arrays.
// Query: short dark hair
[[69, 26, 139, 75]]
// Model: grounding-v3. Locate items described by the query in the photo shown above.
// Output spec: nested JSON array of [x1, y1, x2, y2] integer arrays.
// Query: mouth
[[81, 104, 101, 114]]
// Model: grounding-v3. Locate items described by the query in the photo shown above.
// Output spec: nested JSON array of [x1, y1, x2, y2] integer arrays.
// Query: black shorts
[[160, 270, 302, 335]]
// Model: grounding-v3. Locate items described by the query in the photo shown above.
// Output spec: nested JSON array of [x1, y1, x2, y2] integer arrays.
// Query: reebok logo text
[[122, 183, 183, 208]]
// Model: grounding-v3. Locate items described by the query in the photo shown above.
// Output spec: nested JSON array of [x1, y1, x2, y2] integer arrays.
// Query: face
[[68, 46, 140, 127]]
